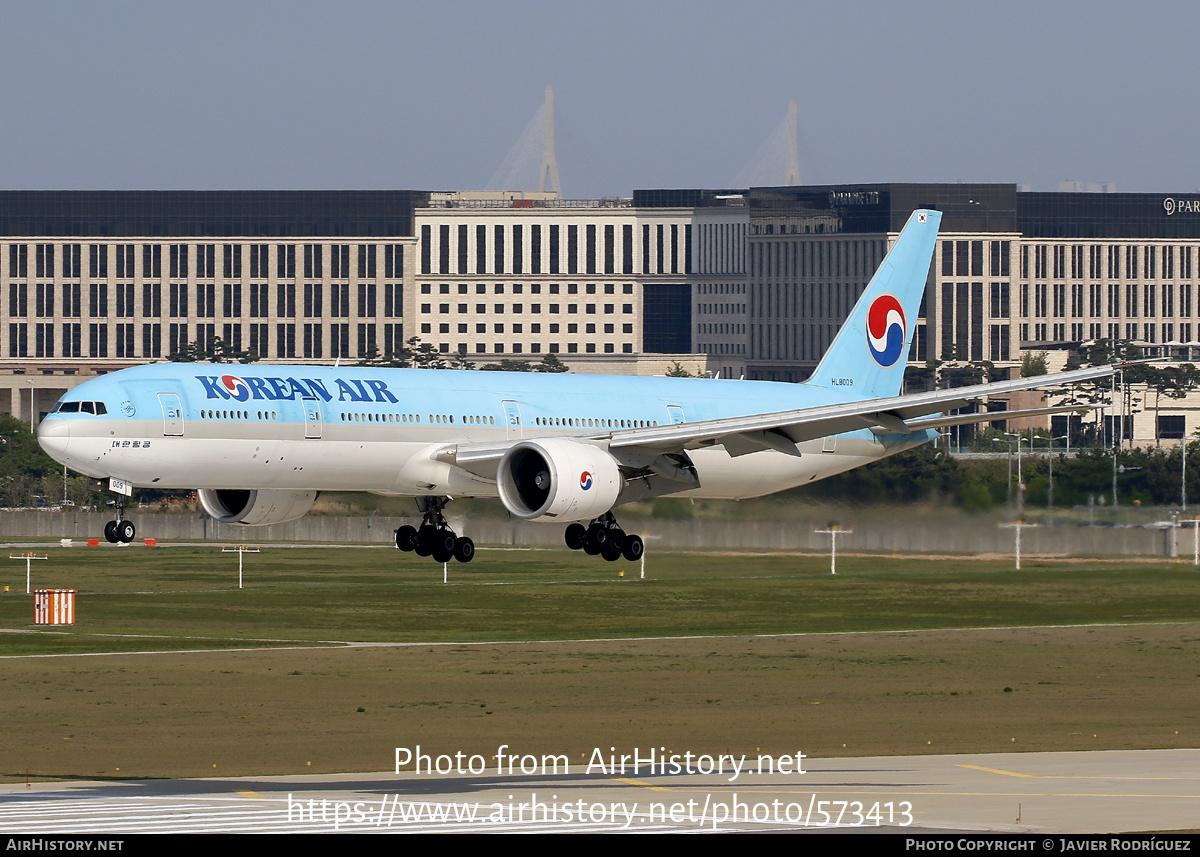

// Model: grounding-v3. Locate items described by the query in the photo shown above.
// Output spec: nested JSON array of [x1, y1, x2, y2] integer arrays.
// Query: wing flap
[[721, 429, 804, 458]]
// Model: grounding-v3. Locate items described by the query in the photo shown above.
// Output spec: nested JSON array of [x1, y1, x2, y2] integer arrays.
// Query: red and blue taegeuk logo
[[865, 294, 906, 368], [580, 471, 593, 490], [220, 375, 251, 402]]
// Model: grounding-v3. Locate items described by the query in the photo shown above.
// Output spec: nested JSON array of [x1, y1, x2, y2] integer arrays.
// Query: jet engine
[[497, 438, 622, 522], [198, 489, 318, 526]]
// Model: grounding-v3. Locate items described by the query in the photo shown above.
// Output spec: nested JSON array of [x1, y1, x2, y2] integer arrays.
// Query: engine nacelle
[[198, 489, 318, 526], [497, 438, 622, 522]]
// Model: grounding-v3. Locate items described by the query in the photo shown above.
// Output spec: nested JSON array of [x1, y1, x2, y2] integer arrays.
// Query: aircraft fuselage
[[37, 363, 933, 502]]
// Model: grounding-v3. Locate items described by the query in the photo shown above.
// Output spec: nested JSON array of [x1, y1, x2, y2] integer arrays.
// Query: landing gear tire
[[395, 525, 418, 552], [570, 513, 645, 564], [116, 520, 135, 543], [103, 521, 118, 544], [622, 534, 645, 562], [431, 529, 457, 563], [406, 498, 476, 564], [414, 525, 436, 557], [564, 523, 587, 551], [584, 523, 608, 555], [454, 536, 475, 563]]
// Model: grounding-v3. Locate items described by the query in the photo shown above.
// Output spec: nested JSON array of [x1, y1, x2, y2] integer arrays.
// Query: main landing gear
[[394, 497, 474, 564], [565, 512, 644, 563], [102, 500, 136, 544]]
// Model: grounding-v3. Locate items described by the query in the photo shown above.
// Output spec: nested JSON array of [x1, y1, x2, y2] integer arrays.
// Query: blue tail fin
[[808, 208, 940, 399]]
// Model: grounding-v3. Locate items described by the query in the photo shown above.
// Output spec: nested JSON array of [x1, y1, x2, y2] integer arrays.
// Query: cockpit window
[[52, 401, 106, 415]]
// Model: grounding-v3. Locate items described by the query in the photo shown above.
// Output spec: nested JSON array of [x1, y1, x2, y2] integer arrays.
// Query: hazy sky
[[1, 1, 1196, 196]]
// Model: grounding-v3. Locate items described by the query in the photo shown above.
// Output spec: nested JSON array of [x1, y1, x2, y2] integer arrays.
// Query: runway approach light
[[814, 526, 852, 575]]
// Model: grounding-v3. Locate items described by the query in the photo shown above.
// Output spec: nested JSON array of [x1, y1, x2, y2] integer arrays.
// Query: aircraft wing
[[605, 364, 1114, 456], [436, 364, 1113, 474]]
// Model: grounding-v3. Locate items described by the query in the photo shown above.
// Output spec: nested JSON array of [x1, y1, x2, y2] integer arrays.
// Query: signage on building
[[829, 191, 881, 207], [1163, 197, 1200, 215]]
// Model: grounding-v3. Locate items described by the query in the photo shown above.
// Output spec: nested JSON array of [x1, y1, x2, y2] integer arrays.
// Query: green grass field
[[1, 544, 1197, 781], [2, 545, 1199, 651]]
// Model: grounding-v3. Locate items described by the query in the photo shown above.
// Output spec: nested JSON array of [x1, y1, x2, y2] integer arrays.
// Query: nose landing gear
[[103, 501, 136, 544]]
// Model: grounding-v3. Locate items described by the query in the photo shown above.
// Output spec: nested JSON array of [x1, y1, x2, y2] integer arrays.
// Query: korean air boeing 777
[[36, 210, 1110, 563]]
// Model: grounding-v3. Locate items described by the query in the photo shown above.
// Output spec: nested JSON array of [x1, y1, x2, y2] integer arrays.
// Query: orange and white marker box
[[34, 590, 76, 625]]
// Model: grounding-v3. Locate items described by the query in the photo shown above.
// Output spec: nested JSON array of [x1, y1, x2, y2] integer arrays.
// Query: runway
[[1, 748, 1196, 833]]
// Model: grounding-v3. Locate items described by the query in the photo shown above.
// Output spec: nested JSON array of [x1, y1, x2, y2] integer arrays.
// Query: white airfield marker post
[[814, 526, 852, 575], [221, 545, 260, 590], [999, 521, 1038, 570], [1182, 518, 1200, 566], [10, 553, 48, 594]]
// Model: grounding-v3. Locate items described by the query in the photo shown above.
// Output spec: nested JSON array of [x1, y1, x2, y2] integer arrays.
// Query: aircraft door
[[667, 405, 686, 424], [502, 400, 522, 440], [158, 393, 184, 436], [302, 396, 323, 439]]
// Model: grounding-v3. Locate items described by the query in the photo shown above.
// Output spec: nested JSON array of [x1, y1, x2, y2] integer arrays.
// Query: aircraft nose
[[37, 418, 70, 463]]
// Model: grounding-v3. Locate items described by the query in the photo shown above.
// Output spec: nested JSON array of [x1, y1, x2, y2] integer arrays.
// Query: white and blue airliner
[[37, 210, 1110, 563]]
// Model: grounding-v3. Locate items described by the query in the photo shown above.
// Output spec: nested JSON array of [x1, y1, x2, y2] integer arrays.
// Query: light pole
[[1184, 434, 1190, 512], [1112, 367, 1122, 507], [1116, 366, 1125, 451], [1113, 446, 1118, 508], [1182, 380, 1198, 512], [1002, 432, 1026, 514], [1113, 463, 1143, 510], [1035, 435, 1067, 509], [993, 437, 1014, 508]]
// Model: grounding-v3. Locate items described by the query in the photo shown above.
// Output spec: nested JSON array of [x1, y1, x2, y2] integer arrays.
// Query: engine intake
[[198, 489, 318, 526], [497, 438, 621, 522]]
